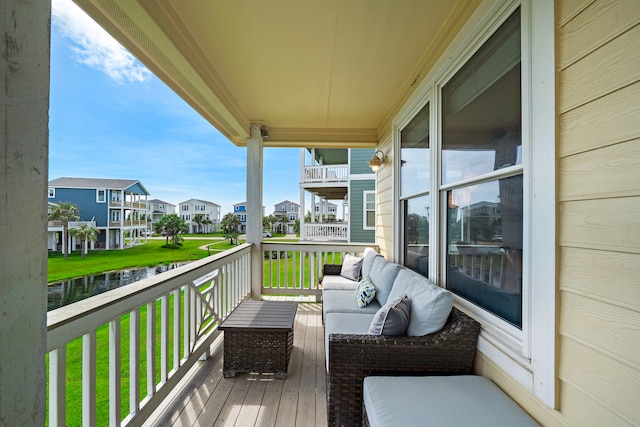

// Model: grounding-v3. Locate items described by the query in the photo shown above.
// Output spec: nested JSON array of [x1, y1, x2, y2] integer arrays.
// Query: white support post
[[247, 123, 264, 299], [0, 1, 49, 424]]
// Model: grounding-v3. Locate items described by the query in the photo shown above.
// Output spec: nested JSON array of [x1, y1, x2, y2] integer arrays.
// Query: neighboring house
[[48, 177, 150, 250], [178, 198, 221, 233], [47, 201, 97, 253], [233, 202, 247, 233], [272, 200, 299, 234], [233, 202, 265, 234], [146, 199, 176, 232], [299, 148, 375, 243]]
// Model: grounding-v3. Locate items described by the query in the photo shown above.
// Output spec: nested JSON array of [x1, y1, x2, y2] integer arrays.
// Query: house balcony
[[48, 220, 97, 229], [46, 242, 373, 427], [109, 220, 147, 227], [301, 222, 348, 241], [109, 200, 148, 209], [302, 164, 348, 185]]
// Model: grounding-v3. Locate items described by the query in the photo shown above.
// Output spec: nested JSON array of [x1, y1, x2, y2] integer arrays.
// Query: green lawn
[[48, 239, 244, 283]]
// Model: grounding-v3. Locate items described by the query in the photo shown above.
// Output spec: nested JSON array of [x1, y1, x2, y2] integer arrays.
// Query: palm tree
[[192, 214, 204, 233], [155, 214, 188, 246], [221, 212, 241, 245], [276, 213, 288, 234], [69, 224, 99, 258], [48, 202, 80, 258]]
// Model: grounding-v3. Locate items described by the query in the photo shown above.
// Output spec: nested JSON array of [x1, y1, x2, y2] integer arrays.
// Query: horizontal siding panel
[[558, 0, 640, 69], [558, 0, 597, 26], [560, 292, 640, 368], [560, 380, 634, 427], [559, 24, 640, 113], [559, 139, 640, 201], [559, 197, 640, 253], [559, 81, 640, 157], [559, 338, 640, 423], [560, 247, 640, 312]]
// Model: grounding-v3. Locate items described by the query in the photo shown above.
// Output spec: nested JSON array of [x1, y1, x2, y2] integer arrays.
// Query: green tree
[[69, 224, 99, 258], [155, 214, 188, 246], [221, 212, 241, 244], [192, 214, 204, 233], [48, 202, 80, 259], [293, 218, 300, 234]]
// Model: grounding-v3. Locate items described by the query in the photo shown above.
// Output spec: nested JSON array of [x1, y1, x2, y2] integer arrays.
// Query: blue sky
[[49, 0, 301, 217]]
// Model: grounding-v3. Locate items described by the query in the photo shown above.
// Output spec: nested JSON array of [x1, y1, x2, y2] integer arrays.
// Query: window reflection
[[404, 196, 430, 278], [446, 176, 523, 327], [441, 12, 521, 185], [400, 103, 429, 198]]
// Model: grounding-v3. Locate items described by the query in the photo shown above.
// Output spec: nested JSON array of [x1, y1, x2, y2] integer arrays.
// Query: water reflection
[[47, 263, 184, 311]]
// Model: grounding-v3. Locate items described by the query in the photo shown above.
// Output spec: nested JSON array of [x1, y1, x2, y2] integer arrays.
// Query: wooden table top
[[219, 300, 298, 332]]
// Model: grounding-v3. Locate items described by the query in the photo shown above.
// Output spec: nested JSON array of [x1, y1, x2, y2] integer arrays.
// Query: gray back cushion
[[369, 257, 401, 305], [361, 247, 382, 278], [388, 268, 454, 336]]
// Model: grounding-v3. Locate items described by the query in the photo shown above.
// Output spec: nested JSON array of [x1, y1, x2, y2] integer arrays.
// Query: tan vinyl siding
[[375, 135, 393, 258], [555, 0, 640, 426]]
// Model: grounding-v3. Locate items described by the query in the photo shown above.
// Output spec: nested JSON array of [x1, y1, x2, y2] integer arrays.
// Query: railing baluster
[[161, 295, 169, 382], [82, 331, 97, 427], [109, 319, 121, 427], [172, 290, 181, 369], [146, 301, 156, 398], [129, 308, 140, 417], [49, 347, 66, 427], [183, 285, 190, 357]]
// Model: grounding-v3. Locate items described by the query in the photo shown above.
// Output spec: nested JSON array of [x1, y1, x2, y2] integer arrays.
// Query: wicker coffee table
[[219, 300, 298, 379]]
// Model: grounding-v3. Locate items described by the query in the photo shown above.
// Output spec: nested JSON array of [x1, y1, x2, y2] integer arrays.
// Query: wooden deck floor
[[144, 301, 327, 427]]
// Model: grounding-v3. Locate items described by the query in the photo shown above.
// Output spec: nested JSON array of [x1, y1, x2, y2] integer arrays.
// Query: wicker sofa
[[321, 249, 481, 426]]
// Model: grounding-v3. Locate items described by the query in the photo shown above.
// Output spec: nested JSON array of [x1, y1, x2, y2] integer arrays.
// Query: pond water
[[47, 263, 184, 311]]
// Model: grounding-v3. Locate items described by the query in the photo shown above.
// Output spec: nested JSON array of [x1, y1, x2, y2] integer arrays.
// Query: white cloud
[[52, 0, 151, 83]]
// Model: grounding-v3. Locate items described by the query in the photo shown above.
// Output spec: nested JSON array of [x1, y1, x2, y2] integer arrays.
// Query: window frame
[[363, 190, 376, 230], [48, 188, 55, 198], [391, 0, 555, 407], [96, 189, 106, 203]]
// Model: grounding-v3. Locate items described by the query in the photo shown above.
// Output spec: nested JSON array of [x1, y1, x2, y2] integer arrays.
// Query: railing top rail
[[262, 241, 377, 252], [47, 243, 252, 350]]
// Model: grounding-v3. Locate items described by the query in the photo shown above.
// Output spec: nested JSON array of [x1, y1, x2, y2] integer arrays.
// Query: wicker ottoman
[[219, 301, 297, 379]]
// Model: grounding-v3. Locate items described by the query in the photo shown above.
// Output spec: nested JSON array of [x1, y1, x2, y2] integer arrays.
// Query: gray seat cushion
[[363, 375, 539, 427], [324, 312, 376, 371], [322, 274, 359, 291], [323, 289, 381, 322]]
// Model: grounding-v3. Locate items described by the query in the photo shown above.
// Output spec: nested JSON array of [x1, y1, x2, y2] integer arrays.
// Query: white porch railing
[[262, 242, 377, 296], [302, 164, 348, 183], [46, 244, 251, 427], [301, 223, 348, 241]]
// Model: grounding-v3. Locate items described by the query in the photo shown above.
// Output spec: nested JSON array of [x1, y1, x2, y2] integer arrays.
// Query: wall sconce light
[[368, 150, 386, 172]]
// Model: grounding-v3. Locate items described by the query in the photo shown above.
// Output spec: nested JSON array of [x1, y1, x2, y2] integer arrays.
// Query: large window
[[96, 189, 106, 203], [400, 102, 430, 277], [395, 1, 555, 406], [399, 10, 522, 325], [442, 10, 522, 327]]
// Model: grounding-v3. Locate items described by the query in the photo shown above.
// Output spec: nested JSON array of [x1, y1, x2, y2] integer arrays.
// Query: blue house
[[233, 202, 247, 233], [48, 177, 150, 250]]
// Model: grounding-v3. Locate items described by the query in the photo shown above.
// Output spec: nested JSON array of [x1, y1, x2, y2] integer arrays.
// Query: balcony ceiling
[[74, 0, 479, 147]]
